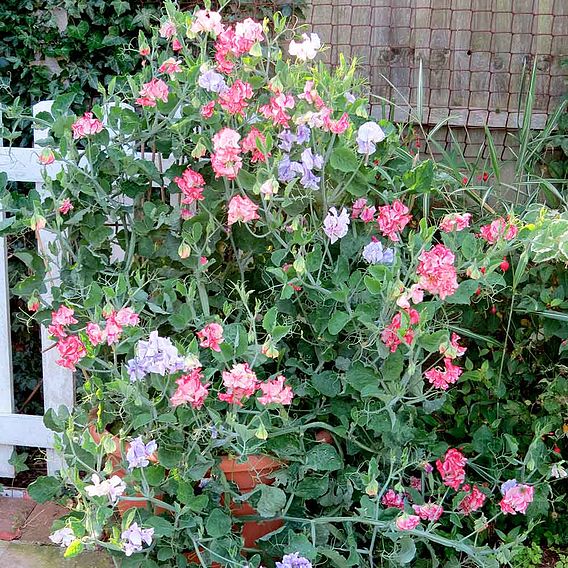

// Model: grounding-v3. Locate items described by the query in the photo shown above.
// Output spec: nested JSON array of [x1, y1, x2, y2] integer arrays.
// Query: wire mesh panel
[[305, 0, 567, 140]]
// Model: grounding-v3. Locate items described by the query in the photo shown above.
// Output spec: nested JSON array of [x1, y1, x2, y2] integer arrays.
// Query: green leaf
[[445, 279, 479, 305], [328, 311, 351, 335], [295, 476, 329, 499], [305, 445, 342, 472], [262, 307, 278, 333], [8, 450, 29, 474], [364, 276, 382, 294], [403, 160, 434, 194], [64, 540, 84, 558], [27, 476, 61, 503], [344, 363, 380, 395], [416, 330, 447, 353], [393, 536, 416, 564], [146, 516, 174, 537], [330, 147, 359, 173], [206, 508, 231, 537], [312, 371, 341, 397], [256, 485, 286, 518]]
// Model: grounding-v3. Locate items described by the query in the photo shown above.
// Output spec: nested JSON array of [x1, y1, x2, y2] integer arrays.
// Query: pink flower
[[323, 207, 350, 244], [360, 206, 376, 223], [201, 101, 215, 119], [412, 502, 444, 521], [325, 112, 350, 134], [39, 148, 55, 165], [479, 217, 518, 244], [28, 299, 40, 312], [234, 18, 264, 51], [458, 484, 486, 514], [218, 80, 253, 116], [86, 322, 104, 346], [71, 112, 103, 139], [211, 128, 242, 179], [136, 78, 169, 107], [395, 514, 420, 531], [259, 93, 295, 128], [499, 481, 534, 515], [115, 307, 140, 327], [439, 212, 472, 233], [191, 10, 224, 35], [174, 167, 205, 206], [172, 38, 182, 52], [159, 57, 182, 75], [102, 313, 123, 345], [409, 476, 421, 490], [299, 81, 324, 109], [436, 448, 467, 490], [396, 284, 424, 309], [56, 335, 86, 370], [227, 195, 260, 225], [196, 323, 224, 352], [416, 244, 458, 300], [139, 46, 150, 56], [424, 358, 463, 390], [170, 369, 210, 409], [51, 305, 78, 326], [439, 332, 467, 359], [159, 20, 176, 39], [381, 489, 405, 510], [218, 362, 259, 406], [351, 198, 367, 219], [381, 313, 402, 353], [241, 128, 269, 163], [376, 200, 412, 241], [200, 256, 208, 266], [58, 198, 73, 215], [258, 375, 294, 405]]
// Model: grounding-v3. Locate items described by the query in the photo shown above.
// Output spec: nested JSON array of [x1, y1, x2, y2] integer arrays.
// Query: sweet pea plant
[[1, 2, 564, 567]]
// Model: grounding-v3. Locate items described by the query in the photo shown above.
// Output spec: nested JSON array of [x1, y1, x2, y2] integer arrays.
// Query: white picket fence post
[[0, 100, 176, 478]]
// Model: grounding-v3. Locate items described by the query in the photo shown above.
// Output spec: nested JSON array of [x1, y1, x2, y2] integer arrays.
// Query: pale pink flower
[[58, 198, 73, 215], [412, 502, 443, 521], [381, 489, 405, 510], [351, 198, 367, 219], [71, 112, 104, 139], [458, 484, 486, 514], [299, 80, 324, 109], [218, 362, 259, 406], [259, 179, 279, 197], [395, 514, 420, 531], [191, 10, 224, 35], [159, 20, 176, 39], [85, 474, 126, 503], [323, 207, 350, 244], [227, 195, 260, 225], [86, 322, 104, 346], [211, 128, 242, 179], [416, 244, 458, 300], [259, 93, 295, 127], [196, 323, 224, 352], [102, 313, 123, 345], [325, 112, 350, 134], [396, 284, 424, 309], [170, 369, 210, 409], [51, 305, 78, 327], [424, 358, 463, 390], [257, 375, 294, 405], [115, 307, 140, 327], [499, 481, 534, 515], [234, 18, 264, 50], [376, 200, 412, 241], [159, 57, 182, 75], [440, 212, 472, 233], [479, 217, 518, 244], [136, 78, 169, 107], [436, 448, 467, 490], [56, 335, 86, 370]]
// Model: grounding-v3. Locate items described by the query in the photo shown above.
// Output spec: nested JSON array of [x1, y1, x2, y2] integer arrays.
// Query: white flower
[[49, 527, 75, 547], [356, 121, 386, 155], [85, 474, 126, 503], [551, 464, 567, 479], [289, 33, 321, 61]]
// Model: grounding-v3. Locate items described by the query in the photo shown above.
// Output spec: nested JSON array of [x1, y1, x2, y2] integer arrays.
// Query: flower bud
[[30, 213, 46, 231], [255, 423, 268, 440], [365, 479, 379, 497], [38, 148, 55, 165], [178, 242, 191, 259], [27, 298, 40, 312]]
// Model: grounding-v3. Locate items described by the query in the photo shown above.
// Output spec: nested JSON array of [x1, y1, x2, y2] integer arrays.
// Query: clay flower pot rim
[[219, 454, 283, 473]]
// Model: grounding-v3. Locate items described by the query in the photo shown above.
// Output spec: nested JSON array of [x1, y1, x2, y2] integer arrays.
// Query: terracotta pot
[[315, 429, 334, 445], [219, 455, 284, 548]]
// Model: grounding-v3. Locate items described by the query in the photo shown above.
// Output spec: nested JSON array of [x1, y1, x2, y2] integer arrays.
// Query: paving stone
[[0, 497, 36, 540], [0, 541, 113, 567], [20, 502, 69, 544]]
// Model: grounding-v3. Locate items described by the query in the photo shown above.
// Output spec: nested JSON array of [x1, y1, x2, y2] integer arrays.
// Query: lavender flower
[[500, 479, 518, 495], [49, 527, 75, 547], [278, 130, 296, 152], [278, 154, 297, 182], [290, 162, 320, 190], [362, 239, 394, 264], [127, 357, 149, 382], [300, 148, 323, 170], [276, 553, 313, 568], [197, 69, 227, 93], [295, 124, 311, 145], [126, 437, 157, 469], [323, 207, 350, 244], [345, 91, 356, 104], [356, 121, 386, 155], [121, 522, 154, 556]]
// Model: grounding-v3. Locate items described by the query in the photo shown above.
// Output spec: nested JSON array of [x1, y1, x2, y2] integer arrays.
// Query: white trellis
[[0, 101, 174, 477]]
